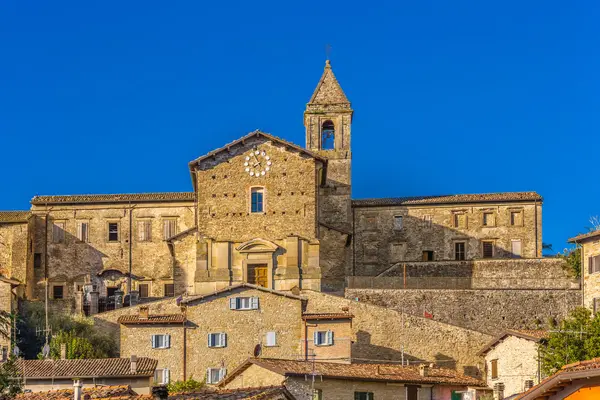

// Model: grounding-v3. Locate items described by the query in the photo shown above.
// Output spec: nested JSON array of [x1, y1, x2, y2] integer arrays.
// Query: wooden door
[[248, 264, 268, 288]]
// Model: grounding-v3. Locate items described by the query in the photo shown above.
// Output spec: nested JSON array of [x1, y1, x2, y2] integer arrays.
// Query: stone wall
[[346, 288, 581, 336], [582, 237, 600, 310], [353, 202, 542, 276], [0, 281, 14, 351], [301, 291, 492, 377], [0, 221, 31, 292]]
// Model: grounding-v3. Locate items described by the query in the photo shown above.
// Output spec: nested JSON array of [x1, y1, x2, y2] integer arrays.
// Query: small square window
[[52, 285, 64, 299], [453, 213, 466, 228], [164, 283, 174, 297], [422, 250, 434, 261], [482, 241, 494, 258], [206, 368, 226, 384], [108, 222, 119, 242], [138, 283, 149, 298], [154, 369, 170, 385], [151, 334, 170, 349], [454, 242, 466, 261], [208, 333, 227, 348], [229, 296, 259, 310], [265, 331, 277, 347], [482, 212, 495, 227], [422, 215, 433, 229], [251, 188, 265, 213], [314, 330, 333, 346], [510, 211, 523, 226], [393, 216, 403, 230]]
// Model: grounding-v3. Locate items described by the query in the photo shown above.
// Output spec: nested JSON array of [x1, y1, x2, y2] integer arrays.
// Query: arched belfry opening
[[321, 120, 335, 150]]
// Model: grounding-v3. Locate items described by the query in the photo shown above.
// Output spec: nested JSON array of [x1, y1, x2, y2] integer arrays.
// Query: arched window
[[250, 187, 265, 213], [321, 120, 335, 150]]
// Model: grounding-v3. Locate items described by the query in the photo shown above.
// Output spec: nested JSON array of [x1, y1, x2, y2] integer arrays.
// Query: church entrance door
[[248, 264, 268, 288]]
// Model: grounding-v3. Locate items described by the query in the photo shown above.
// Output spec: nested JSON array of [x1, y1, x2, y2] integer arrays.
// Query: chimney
[[139, 306, 149, 320], [130, 355, 138, 374], [341, 306, 350, 313], [60, 343, 67, 360], [419, 363, 429, 377], [152, 385, 168, 400], [73, 379, 83, 400]]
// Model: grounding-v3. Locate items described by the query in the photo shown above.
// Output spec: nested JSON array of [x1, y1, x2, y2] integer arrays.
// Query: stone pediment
[[235, 238, 279, 253]]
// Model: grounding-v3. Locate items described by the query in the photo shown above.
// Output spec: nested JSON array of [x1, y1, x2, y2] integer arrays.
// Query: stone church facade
[[0, 60, 546, 312]]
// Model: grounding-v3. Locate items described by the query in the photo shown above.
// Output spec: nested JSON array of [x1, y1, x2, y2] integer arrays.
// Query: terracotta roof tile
[[568, 229, 600, 243], [479, 330, 548, 356], [0, 211, 31, 223], [170, 386, 293, 400], [30, 192, 195, 205], [220, 358, 484, 388], [302, 313, 354, 320], [352, 192, 543, 207], [118, 314, 186, 325], [181, 283, 305, 305], [308, 60, 351, 105], [16, 385, 137, 400], [19, 357, 157, 378]]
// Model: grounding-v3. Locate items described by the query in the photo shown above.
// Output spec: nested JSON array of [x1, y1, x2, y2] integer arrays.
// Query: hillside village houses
[[0, 59, 597, 399]]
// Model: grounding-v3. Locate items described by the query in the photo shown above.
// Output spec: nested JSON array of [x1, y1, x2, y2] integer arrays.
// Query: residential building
[[569, 230, 600, 311], [218, 358, 489, 400], [18, 357, 157, 394], [478, 330, 547, 399]]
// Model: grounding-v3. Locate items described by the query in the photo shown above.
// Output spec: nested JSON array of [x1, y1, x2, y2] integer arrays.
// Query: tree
[[45, 331, 102, 360], [558, 247, 581, 278], [167, 377, 205, 393], [0, 311, 11, 342], [0, 355, 22, 400], [539, 307, 599, 375]]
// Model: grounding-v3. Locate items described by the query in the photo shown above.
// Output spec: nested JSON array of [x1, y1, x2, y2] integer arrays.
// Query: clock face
[[244, 149, 272, 177]]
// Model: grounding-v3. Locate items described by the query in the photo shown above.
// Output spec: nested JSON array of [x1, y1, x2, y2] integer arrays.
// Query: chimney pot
[[60, 343, 67, 360], [139, 306, 149, 320], [419, 364, 429, 377], [73, 379, 83, 400], [130, 355, 138, 374]]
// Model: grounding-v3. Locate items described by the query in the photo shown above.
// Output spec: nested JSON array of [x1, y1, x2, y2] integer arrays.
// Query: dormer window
[[321, 120, 335, 150], [250, 187, 265, 213]]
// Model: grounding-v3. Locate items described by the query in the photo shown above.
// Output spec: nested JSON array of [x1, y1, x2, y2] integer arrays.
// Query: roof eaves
[[568, 230, 600, 244], [180, 283, 305, 305]]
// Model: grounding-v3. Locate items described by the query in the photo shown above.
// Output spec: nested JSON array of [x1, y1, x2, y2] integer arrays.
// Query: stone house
[[18, 357, 157, 394], [569, 230, 600, 311], [218, 358, 488, 400], [118, 284, 354, 385], [478, 329, 547, 399]]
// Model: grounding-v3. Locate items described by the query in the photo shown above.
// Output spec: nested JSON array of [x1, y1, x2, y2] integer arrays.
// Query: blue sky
[[1, 1, 598, 251]]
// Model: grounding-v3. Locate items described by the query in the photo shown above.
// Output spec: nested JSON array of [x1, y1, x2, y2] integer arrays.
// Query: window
[[510, 210, 523, 226], [321, 120, 335, 150], [453, 213, 466, 228], [206, 368, 226, 384], [482, 241, 494, 258], [138, 220, 152, 242], [52, 285, 64, 299], [588, 255, 600, 274], [422, 250, 434, 261], [76, 221, 89, 242], [265, 331, 277, 347], [151, 334, 171, 349], [154, 369, 170, 385], [406, 386, 418, 400], [594, 298, 600, 315], [313, 389, 322, 400], [511, 240, 522, 258], [34, 253, 42, 268], [74, 283, 83, 293], [354, 392, 373, 400], [482, 212, 495, 227], [422, 215, 433, 229], [52, 221, 65, 243], [250, 187, 264, 213], [208, 333, 227, 348], [524, 380, 534, 390], [455, 242, 466, 261], [393, 216, 403, 231], [314, 330, 333, 346], [491, 359, 498, 379], [107, 222, 119, 242], [163, 219, 177, 240], [164, 283, 174, 297], [229, 296, 259, 310], [138, 283, 149, 298]]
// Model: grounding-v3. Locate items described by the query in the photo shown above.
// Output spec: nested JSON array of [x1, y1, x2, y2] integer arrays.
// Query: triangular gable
[[180, 283, 305, 305], [308, 60, 350, 105]]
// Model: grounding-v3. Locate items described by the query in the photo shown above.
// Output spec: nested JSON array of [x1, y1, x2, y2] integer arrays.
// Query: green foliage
[[0, 355, 22, 400], [16, 302, 116, 360], [539, 307, 600, 375], [0, 312, 12, 341], [166, 377, 205, 393], [558, 247, 581, 278]]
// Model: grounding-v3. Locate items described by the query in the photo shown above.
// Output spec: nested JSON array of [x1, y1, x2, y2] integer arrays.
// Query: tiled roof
[[514, 358, 600, 400], [30, 192, 195, 205], [16, 385, 137, 400], [352, 192, 543, 207], [302, 313, 354, 320], [118, 314, 186, 325], [0, 211, 31, 223], [219, 358, 485, 388], [308, 60, 351, 105], [181, 283, 305, 305], [478, 329, 547, 356], [188, 130, 327, 169], [170, 386, 294, 400], [568, 229, 600, 243], [18, 357, 157, 378]]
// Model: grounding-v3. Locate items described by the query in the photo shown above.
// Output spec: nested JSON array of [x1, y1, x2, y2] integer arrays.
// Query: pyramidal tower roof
[[308, 60, 351, 106]]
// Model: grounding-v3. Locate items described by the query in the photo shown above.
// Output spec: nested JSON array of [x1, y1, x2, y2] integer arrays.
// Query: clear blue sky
[[1, 1, 598, 251]]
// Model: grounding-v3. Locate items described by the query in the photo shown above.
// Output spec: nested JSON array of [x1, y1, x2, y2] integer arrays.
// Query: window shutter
[[327, 330, 334, 345], [164, 369, 170, 384], [266, 331, 276, 346], [166, 334, 171, 348], [590, 257, 595, 275], [595, 256, 600, 273], [220, 333, 227, 347], [77, 223, 82, 241], [206, 368, 212, 384], [250, 296, 259, 309], [229, 298, 237, 310], [208, 333, 212, 347], [151, 335, 157, 349], [220, 368, 227, 382], [313, 331, 318, 345]]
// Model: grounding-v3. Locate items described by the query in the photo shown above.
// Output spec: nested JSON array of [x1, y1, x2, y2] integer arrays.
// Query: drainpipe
[[44, 205, 49, 347], [534, 200, 539, 257], [304, 319, 308, 361], [352, 207, 356, 276], [182, 312, 187, 380], [128, 203, 133, 294]]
